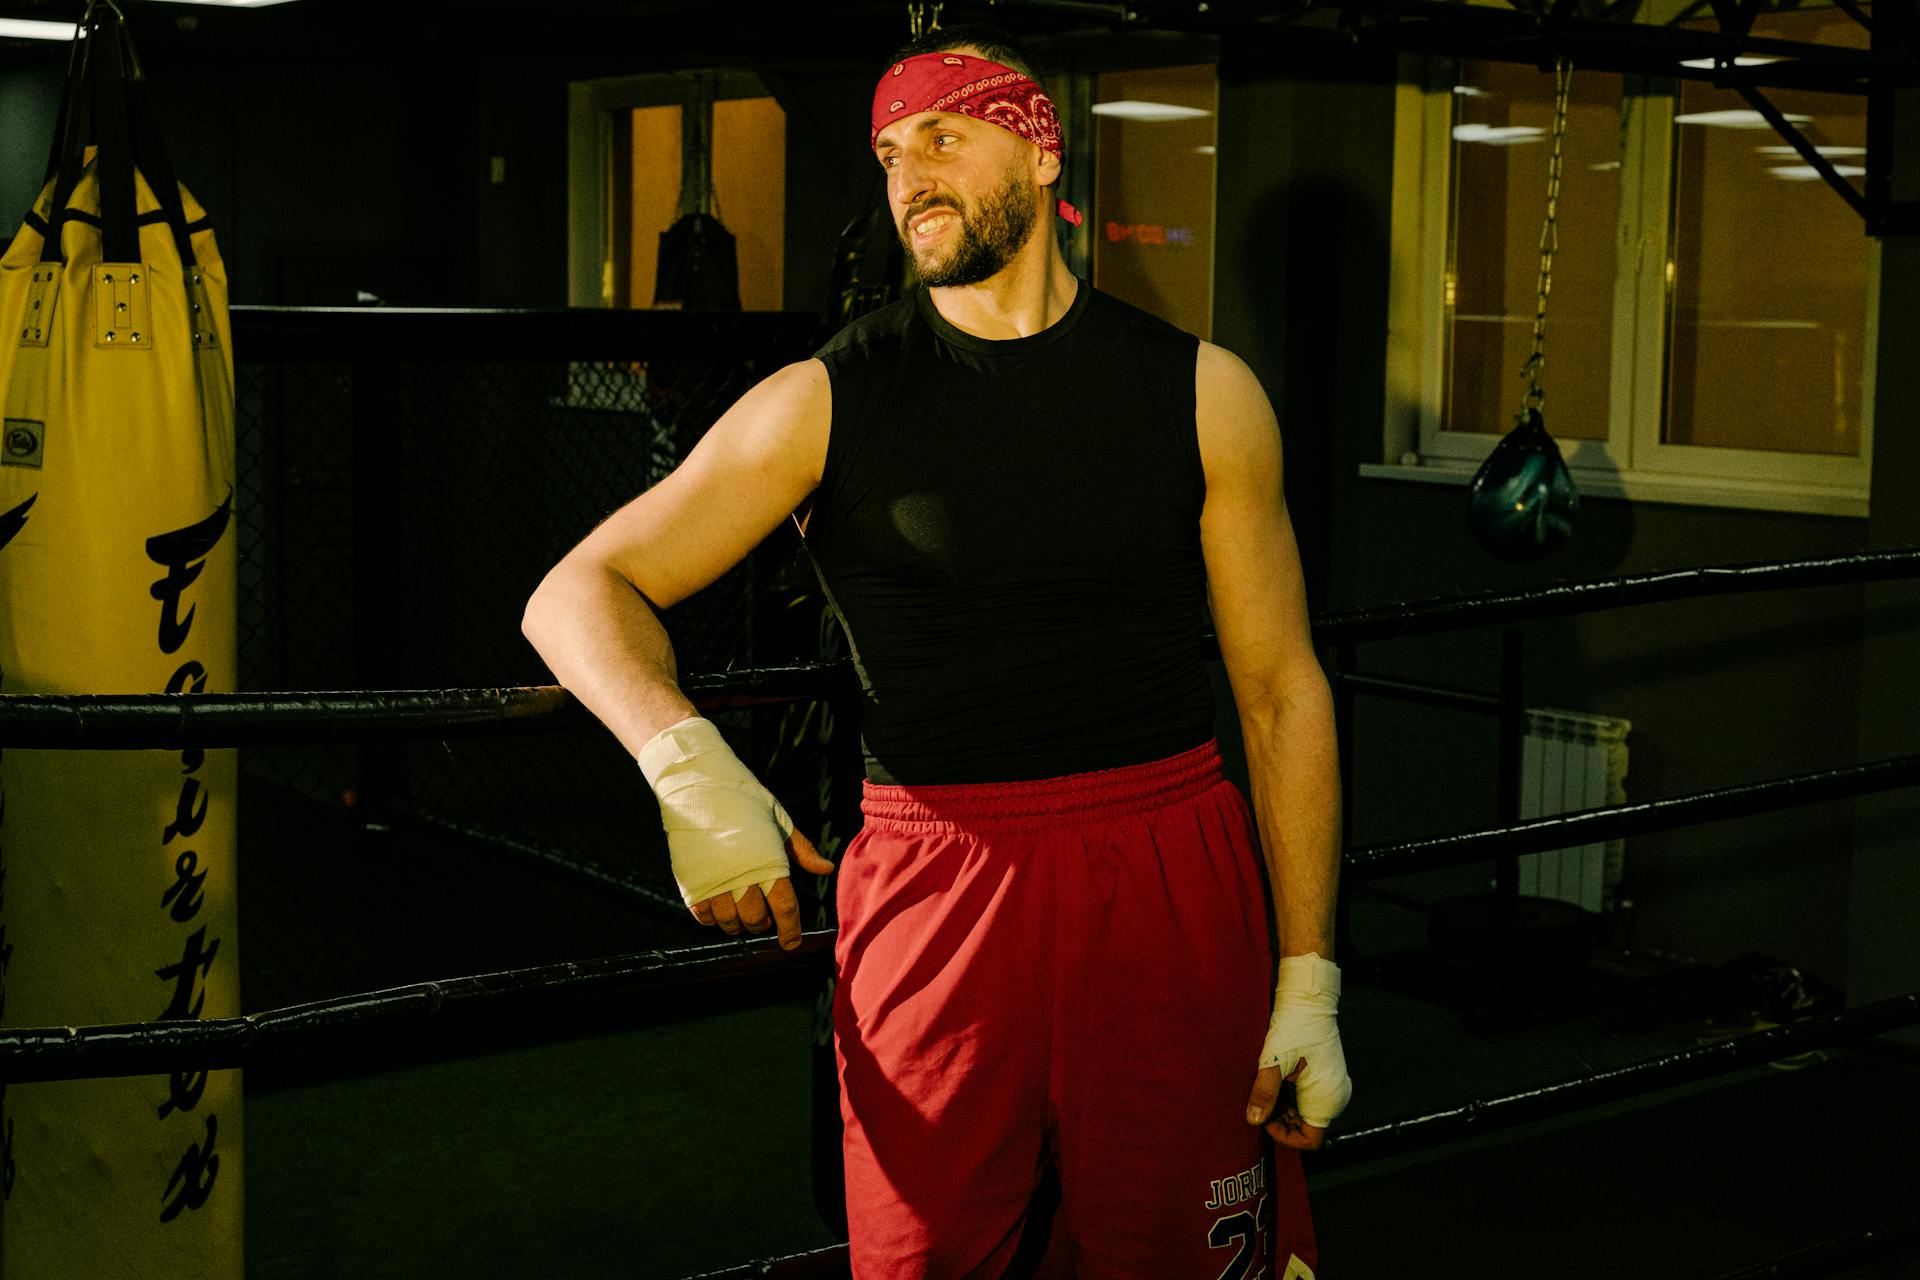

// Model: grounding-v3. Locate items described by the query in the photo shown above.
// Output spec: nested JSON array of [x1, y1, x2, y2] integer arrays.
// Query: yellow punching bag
[[0, 7, 241, 1277]]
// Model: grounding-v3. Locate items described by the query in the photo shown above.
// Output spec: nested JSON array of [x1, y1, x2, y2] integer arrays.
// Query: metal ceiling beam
[[1032, 0, 1920, 233], [1735, 80, 1872, 220], [991, 0, 1913, 86]]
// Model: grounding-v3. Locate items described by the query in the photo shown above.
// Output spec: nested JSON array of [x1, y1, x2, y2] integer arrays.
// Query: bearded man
[[523, 23, 1351, 1278]]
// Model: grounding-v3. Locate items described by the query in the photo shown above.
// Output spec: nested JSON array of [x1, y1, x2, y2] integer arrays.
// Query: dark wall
[[0, 57, 62, 238], [171, 55, 487, 306], [1851, 87, 1920, 1044], [0, 40, 492, 305], [0, 33, 865, 312], [1214, 38, 1399, 617], [474, 78, 572, 308], [1212, 32, 1892, 995], [769, 69, 887, 316]]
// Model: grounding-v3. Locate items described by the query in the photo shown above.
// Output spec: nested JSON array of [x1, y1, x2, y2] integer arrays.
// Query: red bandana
[[872, 53, 1084, 227]]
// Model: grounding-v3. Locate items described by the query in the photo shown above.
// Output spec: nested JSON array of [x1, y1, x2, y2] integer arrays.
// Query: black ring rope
[[0, 663, 859, 750], [0, 933, 835, 1085], [0, 933, 1907, 1175], [1347, 751, 1920, 879], [2, 548, 1916, 749], [0, 692, 1908, 878], [679, 1243, 852, 1280], [1313, 545, 1920, 645], [679, 1101, 1920, 1278], [1709, 1207, 1920, 1280], [1312, 991, 1920, 1169], [0, 933, 1903, 1092]]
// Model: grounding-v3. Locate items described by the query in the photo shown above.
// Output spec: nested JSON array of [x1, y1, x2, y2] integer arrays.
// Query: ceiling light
[[1453, 86, 1488, 97], [1589, 160, 1622, 171], [1674, 109, 1812, 127], [1091, 101, 1212, 122], [1769, 164, 1867, 181], [141, 1, 301, 7], [1194, 145, 1217, 155], [1677, 55, 1780, 69], [0, 18, 79, 39], [1757, 144, 1866, 156], [1453, 124, 1545, 145]]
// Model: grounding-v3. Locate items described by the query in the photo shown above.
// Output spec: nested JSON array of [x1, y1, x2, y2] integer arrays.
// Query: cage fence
[[231, 315, 853, 1014]]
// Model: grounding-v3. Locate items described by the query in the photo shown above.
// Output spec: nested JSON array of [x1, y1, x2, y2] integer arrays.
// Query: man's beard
[[901, 162, 1040, 288]]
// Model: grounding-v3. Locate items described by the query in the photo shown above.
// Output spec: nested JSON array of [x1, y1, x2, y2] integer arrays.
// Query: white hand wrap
[[636, 716, 796, 910], [1259, 953, 1354, 1129]]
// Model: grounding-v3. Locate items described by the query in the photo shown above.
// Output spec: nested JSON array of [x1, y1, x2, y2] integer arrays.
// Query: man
[[522, 24, 1351, 1278]]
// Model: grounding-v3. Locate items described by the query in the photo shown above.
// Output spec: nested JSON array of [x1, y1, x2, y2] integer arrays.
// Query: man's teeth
[[916, 215, 954, 237]]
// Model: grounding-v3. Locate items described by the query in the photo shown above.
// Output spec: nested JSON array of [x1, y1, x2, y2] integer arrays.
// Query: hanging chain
[[908, 2, 944, 38], [1519, 55, 1573, 419]]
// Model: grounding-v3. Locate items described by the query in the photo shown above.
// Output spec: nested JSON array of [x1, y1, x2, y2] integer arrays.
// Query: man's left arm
[[1195, 341, 1353, 1151]]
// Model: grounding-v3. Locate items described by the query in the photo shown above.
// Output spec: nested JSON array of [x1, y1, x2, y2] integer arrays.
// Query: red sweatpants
[[832, 739, 1318, 1279]]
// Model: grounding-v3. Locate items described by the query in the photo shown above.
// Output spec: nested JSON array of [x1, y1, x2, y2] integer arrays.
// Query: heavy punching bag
[[0, 7, 242, 1277], [653, 74, 741, 312]]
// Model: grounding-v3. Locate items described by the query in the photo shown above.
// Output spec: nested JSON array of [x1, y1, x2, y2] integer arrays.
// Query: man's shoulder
[[815, 292, 921, 366], [1083, 285, 1202, 350]]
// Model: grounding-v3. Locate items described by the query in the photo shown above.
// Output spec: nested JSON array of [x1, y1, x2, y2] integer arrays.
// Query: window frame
[[566, 69, 777, 310], [1375, 48, 1878, 519]]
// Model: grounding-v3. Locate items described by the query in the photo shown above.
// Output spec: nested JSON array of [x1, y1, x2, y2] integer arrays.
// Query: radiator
[[1517, 708, 1631, 914]]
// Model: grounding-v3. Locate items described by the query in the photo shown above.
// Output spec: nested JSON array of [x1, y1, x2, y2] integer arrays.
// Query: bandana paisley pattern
[[871, 52, 1082, 224], [873, 57, 1063, 159]]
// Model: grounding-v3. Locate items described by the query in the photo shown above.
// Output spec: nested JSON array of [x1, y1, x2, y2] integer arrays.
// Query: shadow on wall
[[1238, 174, 1375, 605]]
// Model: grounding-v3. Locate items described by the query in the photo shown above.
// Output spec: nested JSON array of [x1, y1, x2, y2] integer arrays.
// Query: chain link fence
[[231, 312, 854, 1014]]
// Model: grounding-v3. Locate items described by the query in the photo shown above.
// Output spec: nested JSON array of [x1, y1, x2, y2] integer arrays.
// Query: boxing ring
[[2, 307, 1917, 1277]]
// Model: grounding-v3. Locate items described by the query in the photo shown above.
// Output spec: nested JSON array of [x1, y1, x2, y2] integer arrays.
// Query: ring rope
[[0, 933, 834, 1085], [0, 662, 859, 749], [0, 955, 1907, 1161], [4, 550, 1920, 749], [1345, 751, 1920, 879], [1313, 990, 1920, 1168], [0, 751, 1915, 1084]]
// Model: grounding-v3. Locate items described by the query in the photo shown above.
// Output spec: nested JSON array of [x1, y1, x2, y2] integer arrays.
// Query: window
[[1091, 64, 1218, 340], [568, 71, 786, 312], [1377, 4, 1877, 517]]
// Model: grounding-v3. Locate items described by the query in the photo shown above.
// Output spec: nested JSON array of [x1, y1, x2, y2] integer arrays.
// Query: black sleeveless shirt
[[804, 280, 1215, 784]]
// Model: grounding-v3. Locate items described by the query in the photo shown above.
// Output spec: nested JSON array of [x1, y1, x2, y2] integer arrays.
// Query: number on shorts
[[1207, 1192, 1269, 1280]]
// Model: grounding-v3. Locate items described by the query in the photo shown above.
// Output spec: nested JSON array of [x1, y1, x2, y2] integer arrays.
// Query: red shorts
[[832, 739, 1318, 1279]]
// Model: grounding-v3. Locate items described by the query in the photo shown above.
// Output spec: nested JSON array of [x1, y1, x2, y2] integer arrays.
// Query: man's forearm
[[1238, 675, 1342, 961], [522, 559, 698, 758]]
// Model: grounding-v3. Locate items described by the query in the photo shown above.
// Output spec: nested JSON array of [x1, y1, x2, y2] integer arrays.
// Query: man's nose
[[890, 157, 935, 210]]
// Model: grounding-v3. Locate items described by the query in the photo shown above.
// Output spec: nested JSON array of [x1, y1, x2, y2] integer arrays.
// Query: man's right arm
[[520, 357, 831, 755], [521, 357, 835, 949]]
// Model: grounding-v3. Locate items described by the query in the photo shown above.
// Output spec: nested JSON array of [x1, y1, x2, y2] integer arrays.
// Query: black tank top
[[804, 280, 1215, 784]]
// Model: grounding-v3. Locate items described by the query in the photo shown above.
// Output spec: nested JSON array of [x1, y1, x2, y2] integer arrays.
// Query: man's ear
[[1035, 144, 1062, 187]]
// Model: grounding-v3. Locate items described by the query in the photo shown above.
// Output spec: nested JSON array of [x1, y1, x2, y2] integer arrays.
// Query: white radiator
[[1517, 708, 1631, 914]]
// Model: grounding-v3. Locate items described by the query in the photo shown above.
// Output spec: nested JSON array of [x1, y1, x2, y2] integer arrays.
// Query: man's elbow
[[1236, 665, 1335, 730], [521, 573, 555, 649], [522, 558, 584, 649]]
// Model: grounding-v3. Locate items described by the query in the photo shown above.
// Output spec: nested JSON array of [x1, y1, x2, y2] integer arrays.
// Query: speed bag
[[0, 157, 242, 1278]]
